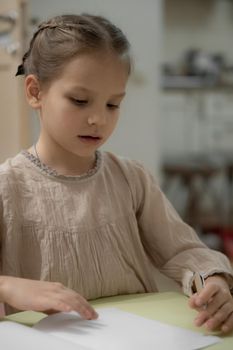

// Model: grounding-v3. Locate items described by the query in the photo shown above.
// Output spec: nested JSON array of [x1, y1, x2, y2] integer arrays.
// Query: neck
[[31, 136, 96, 176]]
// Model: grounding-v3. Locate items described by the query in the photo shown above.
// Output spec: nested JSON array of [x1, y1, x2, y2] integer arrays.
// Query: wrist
[[205, 274, 229, 289]]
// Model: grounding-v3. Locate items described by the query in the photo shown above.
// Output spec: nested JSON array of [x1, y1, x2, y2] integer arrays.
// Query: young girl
[[0, 14, 233, 334]]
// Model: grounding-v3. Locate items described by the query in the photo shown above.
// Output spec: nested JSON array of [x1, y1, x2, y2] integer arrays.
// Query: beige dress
[[0, 150, 232, 314]]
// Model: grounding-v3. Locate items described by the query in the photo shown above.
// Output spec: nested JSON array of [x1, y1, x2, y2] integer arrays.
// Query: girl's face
[[29, 51, 129, 161]]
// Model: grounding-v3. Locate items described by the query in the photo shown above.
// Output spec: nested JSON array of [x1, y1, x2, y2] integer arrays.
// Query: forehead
[[54, 52, 129, 93]]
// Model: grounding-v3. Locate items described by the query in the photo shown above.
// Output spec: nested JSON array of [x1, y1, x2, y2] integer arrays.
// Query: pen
[[193, 272, 205, 294], [193, 272, 207, 309]]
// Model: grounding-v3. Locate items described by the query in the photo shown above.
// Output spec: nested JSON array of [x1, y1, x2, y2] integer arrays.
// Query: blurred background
[[1, 0, 233, 293]]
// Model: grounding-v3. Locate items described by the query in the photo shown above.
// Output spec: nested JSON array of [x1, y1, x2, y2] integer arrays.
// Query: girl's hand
[[0, 276, 98, 320], [189, 275, 233, 333]]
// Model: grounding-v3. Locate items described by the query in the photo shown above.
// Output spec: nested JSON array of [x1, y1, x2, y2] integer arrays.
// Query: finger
[[42, 283, 99, 319], [192, 291, 223, 327], [48, 284, 98, 319], [59, 290, 98, 320], [222, 311, 233, 333], [34, 297, 73, 313], [189, 293, 198, 309], [204, 302, 233, 331], [195, 293, 232, 328], [44, 309, 60, 315], [195, 283, 219, 307], [194, 310, 209, 327], [67, 298, 97, 320], [204, 290, 229, 317], [189, 293, 209, 327], [189, 293, 213, 312]]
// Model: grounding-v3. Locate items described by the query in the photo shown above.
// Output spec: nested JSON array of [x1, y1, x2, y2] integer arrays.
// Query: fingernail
[[196, 299, 202, 306], [90, 311, 98, 319], [86, 311, 92, 319]]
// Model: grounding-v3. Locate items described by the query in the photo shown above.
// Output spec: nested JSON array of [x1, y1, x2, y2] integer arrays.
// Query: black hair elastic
[[15, 64, 25, 76]]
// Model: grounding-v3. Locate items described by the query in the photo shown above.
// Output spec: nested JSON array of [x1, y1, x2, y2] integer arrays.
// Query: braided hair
[[16, 14, 131, 84]]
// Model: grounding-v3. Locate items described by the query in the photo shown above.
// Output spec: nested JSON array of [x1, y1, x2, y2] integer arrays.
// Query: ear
[[24, 74, 42, 109]]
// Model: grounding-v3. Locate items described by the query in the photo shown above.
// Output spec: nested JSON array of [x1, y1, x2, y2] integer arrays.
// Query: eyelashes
[[72, 99, 88, 105], [70, 98, 119, 109], [106, 103, 119, 109]]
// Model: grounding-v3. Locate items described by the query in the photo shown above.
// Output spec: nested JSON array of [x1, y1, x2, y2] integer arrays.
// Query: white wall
[[29, 0, 162, 177]]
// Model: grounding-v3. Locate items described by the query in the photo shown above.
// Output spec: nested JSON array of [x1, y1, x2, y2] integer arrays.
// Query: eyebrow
[[69, 86, 126, 98]]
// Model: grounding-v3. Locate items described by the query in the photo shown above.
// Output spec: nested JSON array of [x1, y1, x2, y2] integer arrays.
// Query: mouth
[[78, 135, 103, 144]]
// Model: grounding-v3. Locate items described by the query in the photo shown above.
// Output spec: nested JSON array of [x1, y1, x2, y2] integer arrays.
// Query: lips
[[78, 135, 102, 140], [78, 135, 103, 144]]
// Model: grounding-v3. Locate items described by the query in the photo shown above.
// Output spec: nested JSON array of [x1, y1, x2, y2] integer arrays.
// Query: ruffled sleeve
[[121, 158, 233, 296]]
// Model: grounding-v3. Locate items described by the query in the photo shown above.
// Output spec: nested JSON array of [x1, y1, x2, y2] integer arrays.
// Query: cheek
[[107, 114, 120, 134], [54, 117, 82, 134], [50, 104, 84, 130], [112, 113, 120, 127]]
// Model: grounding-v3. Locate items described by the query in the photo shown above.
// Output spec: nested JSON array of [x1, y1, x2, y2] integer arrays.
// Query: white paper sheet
[[0, 321, 90, 350], [34, 308, 222, 350]]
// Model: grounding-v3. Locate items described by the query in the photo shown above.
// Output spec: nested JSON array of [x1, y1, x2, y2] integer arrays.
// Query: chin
[[72, 149, 97, 158]]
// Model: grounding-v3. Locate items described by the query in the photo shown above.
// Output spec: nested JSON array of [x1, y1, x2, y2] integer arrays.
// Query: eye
[[71, 98, 88, 106], [107, 103, 119, 110]]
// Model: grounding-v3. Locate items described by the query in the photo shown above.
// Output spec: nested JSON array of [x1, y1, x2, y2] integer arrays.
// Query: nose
[[87, 107, 107, 126]]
